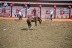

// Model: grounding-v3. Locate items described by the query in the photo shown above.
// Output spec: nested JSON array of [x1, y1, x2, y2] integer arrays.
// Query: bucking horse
[[27, 16, 42, 29]]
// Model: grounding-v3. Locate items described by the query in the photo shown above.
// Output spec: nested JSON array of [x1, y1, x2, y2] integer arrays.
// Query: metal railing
[[0, 1, 72, 5]]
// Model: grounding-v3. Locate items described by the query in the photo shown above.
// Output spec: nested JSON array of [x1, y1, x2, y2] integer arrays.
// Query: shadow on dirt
[[21, 28, 36, 30]]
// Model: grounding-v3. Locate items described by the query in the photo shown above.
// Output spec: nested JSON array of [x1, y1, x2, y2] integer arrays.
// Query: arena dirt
[[0, 20, 72, 48]]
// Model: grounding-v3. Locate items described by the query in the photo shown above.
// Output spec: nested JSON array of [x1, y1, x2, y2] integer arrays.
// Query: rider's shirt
[[33, 9, 36, 17], [33, 9, 36, 13]]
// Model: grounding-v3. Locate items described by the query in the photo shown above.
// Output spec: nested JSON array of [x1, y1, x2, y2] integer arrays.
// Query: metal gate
[[42, 7, 54, 18], [56, 7, 69, 18], [12, 6, 25, 17], [0, 6, 10, 17], [27, 7, 40, 17]]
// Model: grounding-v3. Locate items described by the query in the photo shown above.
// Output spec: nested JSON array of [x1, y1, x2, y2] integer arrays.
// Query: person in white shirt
[[50, 10, 53, 21], [19, 11, 22, 15], [18, 11, 23, 20], [3, 2, 8, 7]]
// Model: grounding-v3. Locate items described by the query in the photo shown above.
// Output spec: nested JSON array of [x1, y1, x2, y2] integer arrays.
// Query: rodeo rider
[[32, 8, 36, 20]]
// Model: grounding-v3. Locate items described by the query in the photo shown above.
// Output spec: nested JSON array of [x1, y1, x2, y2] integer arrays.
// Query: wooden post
[[10, 3, 13, 17], [39, 5, 42, 18], [25, 4, 27, 18], [68, 5, 71, 19], [54, 5, 56, 19]]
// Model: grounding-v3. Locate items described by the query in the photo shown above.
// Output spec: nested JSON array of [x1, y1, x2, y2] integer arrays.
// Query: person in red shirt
[[33, 8, 36, 18]]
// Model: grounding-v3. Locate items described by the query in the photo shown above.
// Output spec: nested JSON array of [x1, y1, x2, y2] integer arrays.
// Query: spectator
[[50, 10, 53, 21], [3, 2, 8, 7], [18, 11, 23, 20]]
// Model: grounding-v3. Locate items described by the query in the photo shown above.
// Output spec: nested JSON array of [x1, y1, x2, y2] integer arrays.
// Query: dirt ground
[[0, 20, 72, 48]]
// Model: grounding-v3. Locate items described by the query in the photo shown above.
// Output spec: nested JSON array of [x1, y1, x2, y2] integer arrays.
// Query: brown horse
[[27, 16, 42, 29]]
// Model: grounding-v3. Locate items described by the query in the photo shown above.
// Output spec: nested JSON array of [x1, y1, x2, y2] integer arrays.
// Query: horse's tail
[[37, 17, 42, 24]]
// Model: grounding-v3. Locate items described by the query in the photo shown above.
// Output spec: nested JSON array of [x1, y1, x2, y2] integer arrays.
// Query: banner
[[60, 10, 64, 15], [0, 7, 10, 17], [46, 10, 50, 14], [16, 9, 20, 14]]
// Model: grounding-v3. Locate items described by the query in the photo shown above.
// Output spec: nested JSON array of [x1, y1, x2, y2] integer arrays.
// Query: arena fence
[[0, 1, 72, 19]]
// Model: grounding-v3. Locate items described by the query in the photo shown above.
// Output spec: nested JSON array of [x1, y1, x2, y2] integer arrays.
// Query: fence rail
[[0, 1, 72, 5]]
